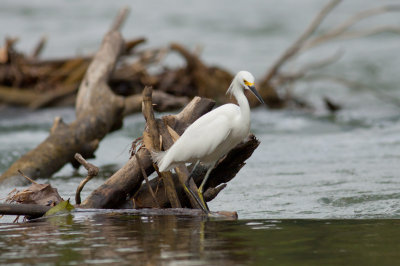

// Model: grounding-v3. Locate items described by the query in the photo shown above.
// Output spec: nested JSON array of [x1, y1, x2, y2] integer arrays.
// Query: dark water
[[1, 0, 400, 264], [0, 213, 399, 265]]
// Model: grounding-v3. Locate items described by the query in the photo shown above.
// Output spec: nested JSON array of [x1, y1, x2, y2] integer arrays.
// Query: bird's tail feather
[[151, 150, 168, 172]]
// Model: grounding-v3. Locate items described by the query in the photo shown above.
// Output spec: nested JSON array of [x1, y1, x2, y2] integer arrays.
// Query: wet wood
[[81, 96, 215, 209], [80, 147, 151, 209], [141, 86, 181, 208], [0, 203, 237, 220], [134, 134, 260, 208], [202, 134, 260, 189], [156, 119, 202, 209], [74, 153, 99, 205], [92, 208, 238, 219], [135, 153, 160, 208], [0, 203, 51, 217]]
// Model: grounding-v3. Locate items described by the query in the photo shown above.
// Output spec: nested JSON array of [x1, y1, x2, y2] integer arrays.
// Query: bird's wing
[[170, 106, 237, 163]]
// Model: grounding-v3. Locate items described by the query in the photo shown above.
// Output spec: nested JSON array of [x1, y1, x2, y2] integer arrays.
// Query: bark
[[81, 96, 215, 209], [0, 203, 237, 219], [156, 119, 202, 209], [0, 203, 51, 218], [0, 9, 127, 185], [0, 85, 41, 106], [135, 134, 260, 208], [74, 153, 99, 205], [141, 86, 181, 208], [123, 90, 189, 116]]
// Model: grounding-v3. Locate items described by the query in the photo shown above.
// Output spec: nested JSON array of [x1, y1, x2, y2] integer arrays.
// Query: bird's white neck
[[231, 81, 251, 126]]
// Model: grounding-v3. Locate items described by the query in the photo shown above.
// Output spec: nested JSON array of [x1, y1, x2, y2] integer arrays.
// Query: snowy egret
[[154, 70, 264, 213]]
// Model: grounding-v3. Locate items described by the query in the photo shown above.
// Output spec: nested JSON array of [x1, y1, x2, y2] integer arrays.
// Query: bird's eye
[[243, 80, 249, 85]]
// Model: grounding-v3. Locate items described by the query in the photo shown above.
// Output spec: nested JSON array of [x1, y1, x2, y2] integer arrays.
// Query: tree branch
[[262, 0, 342, 83]]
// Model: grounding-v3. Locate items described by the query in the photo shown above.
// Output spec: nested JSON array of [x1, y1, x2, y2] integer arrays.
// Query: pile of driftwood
[[0, 8, 259, 219], [1, 1, 399, 219], [1, 1, 399, 112]]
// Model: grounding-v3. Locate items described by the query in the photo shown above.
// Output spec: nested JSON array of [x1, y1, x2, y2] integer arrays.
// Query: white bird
[[154, 70, 265, 212]]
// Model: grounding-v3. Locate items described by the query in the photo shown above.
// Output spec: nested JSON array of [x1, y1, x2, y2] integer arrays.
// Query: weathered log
[[30, 84, 78, 109], [0, 204, 237, 219], [156, 119, 202, 209], [134, 134, 260, 208], [0, 203, 51, 217], [74, 153, 99, 205], [0, 85, 41, 106], [134, 153, 160, 208], [6, 173, 63, 207], [0, 9, 128, 185], [141, 86, 181, 208], [0, 30, 146, 108], [80, 147, 151, 209], [159, 43, 233, 104], [123, 90, 189, 116], [202, 134, 260, 189], [81, 96, 215, 209]]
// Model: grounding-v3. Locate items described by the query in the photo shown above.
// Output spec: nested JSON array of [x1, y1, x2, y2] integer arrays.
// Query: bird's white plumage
[[155, 70, 260, 173]]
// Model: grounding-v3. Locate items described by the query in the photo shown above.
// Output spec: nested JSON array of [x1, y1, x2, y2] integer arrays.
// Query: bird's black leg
[[184, 161, 210, 214], [197, 163, 215, 210], [189, 161, 200, 177]]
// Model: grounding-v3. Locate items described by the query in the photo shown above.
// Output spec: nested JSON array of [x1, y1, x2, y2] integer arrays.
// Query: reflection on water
[[0, 213, 399, 265]]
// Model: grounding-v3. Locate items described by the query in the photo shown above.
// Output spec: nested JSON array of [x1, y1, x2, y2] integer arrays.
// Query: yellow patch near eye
[[244, 80, 254, 86]]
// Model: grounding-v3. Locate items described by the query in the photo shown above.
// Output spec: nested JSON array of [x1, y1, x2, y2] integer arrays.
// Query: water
[[1, 0, 400, 264], [1, 214, 400, 265]]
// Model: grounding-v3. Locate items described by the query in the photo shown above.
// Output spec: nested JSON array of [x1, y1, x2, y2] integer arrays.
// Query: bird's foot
[[197, 188, 210, 212], [183, 180, 210, 214]]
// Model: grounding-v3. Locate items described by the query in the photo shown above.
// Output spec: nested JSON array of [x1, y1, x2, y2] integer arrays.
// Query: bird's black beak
[[249, 85, 265, 105]]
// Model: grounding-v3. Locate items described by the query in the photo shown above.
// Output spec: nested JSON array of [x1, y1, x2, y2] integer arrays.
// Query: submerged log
[[0, 203, 237, 219], [0, 203, 51, 217]]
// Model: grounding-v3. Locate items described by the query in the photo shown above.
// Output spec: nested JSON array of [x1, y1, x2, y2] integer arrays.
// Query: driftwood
[[134, 134, 260, 208], [0, 203, 51, 217], [141, 86, 181, 208], [82, 87, 260, 210], [258, 0, 400, 109], [0, 8, 260, 218], [123, 90, 189, 116], [6, 172, 63, 207], [0, 32, 182, 110], [3, 1, 397, 219], [1, 1, 399, 111], [1, 82, 260, 213], [81, 96, 215, 209], [155, 118, 201, 209], [0, 9, 129, 185], [0, 204, 237, 219], [0, 8, 187, 185], [3, 172, 64, 220], [74, 153, 99, 205]]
